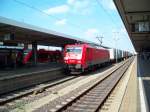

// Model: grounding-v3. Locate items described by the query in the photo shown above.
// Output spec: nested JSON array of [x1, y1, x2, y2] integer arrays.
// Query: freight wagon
[[108, 48, 131, 63]]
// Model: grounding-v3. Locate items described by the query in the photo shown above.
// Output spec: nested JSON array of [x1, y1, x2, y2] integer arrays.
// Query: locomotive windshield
[[23, 49, 31, 56], [66, 47, 82, 53]]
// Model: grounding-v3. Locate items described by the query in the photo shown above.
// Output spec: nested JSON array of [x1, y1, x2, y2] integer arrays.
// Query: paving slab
[[119, 56, 137, 112], [137, 55, 150, 112]]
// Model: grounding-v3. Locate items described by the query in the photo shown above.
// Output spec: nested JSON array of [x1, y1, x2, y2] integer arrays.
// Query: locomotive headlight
[[76, 64, 81, 69], [64, 57, 68, 60], [76, 55, 82, 59], [77, 60, 81, 63]]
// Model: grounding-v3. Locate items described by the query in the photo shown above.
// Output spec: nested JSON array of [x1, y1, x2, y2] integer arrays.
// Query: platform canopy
[[0, 16, 93, 47], [114, 0, 150, 52]]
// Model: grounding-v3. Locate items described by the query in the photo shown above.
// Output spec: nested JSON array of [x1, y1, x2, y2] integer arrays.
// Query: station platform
[[113, 56, 149, 112], [0, 62, 64, 79], [137, 55, 150, 111], [0, 62, 65, 95]]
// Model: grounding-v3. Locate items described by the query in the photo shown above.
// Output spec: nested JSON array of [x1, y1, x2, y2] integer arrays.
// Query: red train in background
[[23, 49, 62, 64], [64, 44, 110, 73], [0, 47, 63, 68], [0, 46, 23, 68]]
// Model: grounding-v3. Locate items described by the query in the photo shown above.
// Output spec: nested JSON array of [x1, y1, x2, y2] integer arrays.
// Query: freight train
[[0, 44, 132, 72], [64, 43, 132, 74]]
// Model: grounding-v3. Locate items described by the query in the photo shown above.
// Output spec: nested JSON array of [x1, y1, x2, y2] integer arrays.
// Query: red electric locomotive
[[64, 44, 110, 74]]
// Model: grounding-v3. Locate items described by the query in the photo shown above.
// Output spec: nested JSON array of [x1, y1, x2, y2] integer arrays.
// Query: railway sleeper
[[66, 107, 94, 112], [81, 96, 101, 99], [79, 97, 101, 102], [88, 90, 108, 94], [86, 92, 105, 95], [88, 89, 108, 93], [79, 98, 104, 105], [76, 100, 101, 105], [71, 103, 98, 109], [88, 90, 106, 93], [85, 94, 104, 98], [91, 88, 105, 92], [69, 104, 100, 112]]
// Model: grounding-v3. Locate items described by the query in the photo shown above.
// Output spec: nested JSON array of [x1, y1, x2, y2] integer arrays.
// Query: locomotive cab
[[64, 45, 84, 72]]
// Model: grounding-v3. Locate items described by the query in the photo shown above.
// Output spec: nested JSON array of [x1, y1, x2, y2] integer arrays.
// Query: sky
[[0, 0, 135, 53]]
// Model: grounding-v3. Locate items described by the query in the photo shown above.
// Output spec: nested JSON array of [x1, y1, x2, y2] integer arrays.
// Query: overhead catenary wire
[[95, 0, 128, 38], [13, 0, 109, 45], [13, 0, 129, 46], [13, 0, 87, 32]]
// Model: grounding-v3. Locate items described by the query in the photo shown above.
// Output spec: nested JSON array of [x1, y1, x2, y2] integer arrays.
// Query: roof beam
[[125, 11, 150, 15]]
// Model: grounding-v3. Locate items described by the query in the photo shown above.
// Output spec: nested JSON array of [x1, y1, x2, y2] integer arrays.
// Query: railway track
[[50, 58, 133, 112], [0, 57, 133, 112], [0, 75, 78, 105], [0, 61, 112, 106]]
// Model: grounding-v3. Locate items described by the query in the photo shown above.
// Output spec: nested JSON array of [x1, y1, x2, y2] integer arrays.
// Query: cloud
[[43, 5, 69, 14], [55, 19, 67, 26], [85, 28, 99, 38], [67, 0, 76, 5], [100, 0, 116, 11], [67, 0, 93, 15], [44, 0, 93, 15]]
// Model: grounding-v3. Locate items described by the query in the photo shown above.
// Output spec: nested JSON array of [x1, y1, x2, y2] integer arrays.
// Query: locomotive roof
[[66, 43, 108, 50]]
